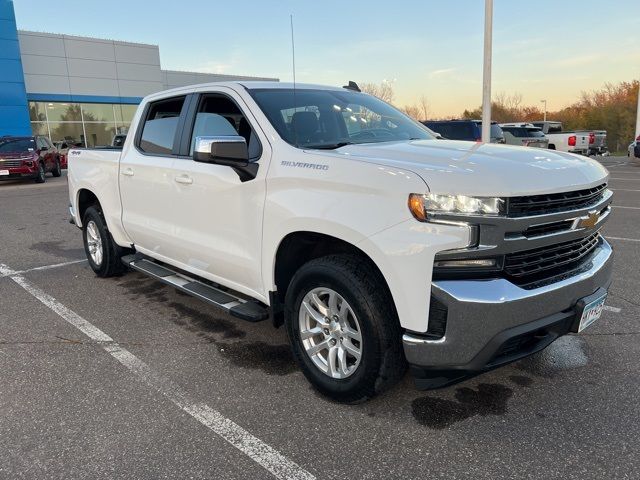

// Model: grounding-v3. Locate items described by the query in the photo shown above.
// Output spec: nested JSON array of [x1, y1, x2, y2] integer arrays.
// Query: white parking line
[[603, 306, 622, 313], [612, 206, 640, 210], [611, 189, 640, 192], [606, 236, 640, 243], [609, 178, 640, 181], [0, 263, 315, 480], [0, 259, 86, 278]]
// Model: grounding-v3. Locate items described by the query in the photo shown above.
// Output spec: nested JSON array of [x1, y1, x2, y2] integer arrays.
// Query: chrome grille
[[504, 232, 601, 283], [506, 183, 607, 217]]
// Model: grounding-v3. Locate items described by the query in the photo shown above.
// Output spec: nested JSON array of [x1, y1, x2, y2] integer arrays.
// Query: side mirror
[[40, 146, 48, 151], [194, 136, 249, 167]]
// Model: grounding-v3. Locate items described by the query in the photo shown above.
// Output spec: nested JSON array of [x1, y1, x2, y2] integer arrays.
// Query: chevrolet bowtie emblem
[[575, 211, 600, 229]]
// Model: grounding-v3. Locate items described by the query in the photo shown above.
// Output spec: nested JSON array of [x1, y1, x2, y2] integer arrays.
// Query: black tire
[[52, 158, 62, 177], [284, 254, 406, 403], [82, 206, 126, 277], [34, 162, 46, 183]]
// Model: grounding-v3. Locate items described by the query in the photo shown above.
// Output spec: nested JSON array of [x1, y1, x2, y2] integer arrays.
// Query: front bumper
[[0, 166, 38, 180], [403, 238, 613, 389]]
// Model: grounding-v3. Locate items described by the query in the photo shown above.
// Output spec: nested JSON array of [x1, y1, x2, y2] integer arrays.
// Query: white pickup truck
[[532, 121, 590, 155], [68, 82, 613, 402]]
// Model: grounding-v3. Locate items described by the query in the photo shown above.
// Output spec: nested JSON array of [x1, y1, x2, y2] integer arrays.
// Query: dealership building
[[0, 0, 276, 147]]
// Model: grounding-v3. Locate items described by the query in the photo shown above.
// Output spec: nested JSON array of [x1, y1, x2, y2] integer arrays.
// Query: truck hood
[[324, 140, 609, 196]]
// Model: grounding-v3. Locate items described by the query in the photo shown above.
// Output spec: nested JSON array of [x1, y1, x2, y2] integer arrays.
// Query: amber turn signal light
[[408, 194, 427, 221]]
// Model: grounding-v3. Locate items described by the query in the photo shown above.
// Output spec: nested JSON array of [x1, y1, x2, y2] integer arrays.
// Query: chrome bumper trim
[[403, 239, 613, 367]]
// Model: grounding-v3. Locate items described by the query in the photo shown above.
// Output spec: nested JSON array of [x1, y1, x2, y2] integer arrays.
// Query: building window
[[28, 101, 139, 148]]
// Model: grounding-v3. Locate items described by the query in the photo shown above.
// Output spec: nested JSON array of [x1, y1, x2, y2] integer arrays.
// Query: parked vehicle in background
[[532, 121, 590, 155], [112, 134, 127, 148], [68, 82, 615, 402], [422, 120, 505, 143], [628, 141, 636, 157], [499, 123, 549, 149], [54, 139, 83, 169], [0, 136, 61, 183], [576, 130, 607, 156], [635, 136, 640, 159]]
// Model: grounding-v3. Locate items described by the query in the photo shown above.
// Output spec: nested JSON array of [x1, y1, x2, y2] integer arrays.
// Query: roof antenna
[[290, 14, 298, 147]]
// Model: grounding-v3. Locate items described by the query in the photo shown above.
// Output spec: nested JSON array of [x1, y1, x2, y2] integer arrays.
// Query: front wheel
[[285, 255, 406, 403], [82, 206, 126, 277], [34, 162, 46, 183]]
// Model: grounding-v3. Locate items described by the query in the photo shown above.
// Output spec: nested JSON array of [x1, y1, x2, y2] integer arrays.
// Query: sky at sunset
[[14, 0, 640, 118]]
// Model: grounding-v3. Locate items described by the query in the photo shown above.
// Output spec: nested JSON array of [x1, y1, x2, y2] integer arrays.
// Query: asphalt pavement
[[0, 157, 639, 479]]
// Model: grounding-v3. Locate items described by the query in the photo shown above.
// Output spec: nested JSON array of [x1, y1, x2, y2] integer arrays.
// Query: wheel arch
[[76, 188, 102, 227], [270, 231, 397, 327]]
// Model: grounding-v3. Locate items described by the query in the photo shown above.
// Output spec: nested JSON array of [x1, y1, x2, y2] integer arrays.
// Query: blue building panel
[[0, 1, 30, 136], [0, 38, 20, 59]]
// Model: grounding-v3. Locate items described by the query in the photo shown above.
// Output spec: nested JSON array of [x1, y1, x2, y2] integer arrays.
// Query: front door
[[165, 89, 269, 297]]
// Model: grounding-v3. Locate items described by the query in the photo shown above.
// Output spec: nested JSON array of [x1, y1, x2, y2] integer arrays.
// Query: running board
[[121, 254, 268, 322]]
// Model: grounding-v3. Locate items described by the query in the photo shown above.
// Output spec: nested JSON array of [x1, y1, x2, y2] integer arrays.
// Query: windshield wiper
[[302, 142, 353, 150]]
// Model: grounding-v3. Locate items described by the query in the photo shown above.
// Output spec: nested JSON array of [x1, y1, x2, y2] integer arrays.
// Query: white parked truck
[[68, 82, 613, 402], [532, 121, 590, 155]]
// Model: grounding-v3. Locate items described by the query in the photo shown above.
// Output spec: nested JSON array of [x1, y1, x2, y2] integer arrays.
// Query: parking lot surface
[[1, 157, 639, 479]]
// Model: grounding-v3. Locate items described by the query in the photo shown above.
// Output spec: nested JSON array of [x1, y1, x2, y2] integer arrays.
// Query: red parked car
[[0, 136, 62, 183]]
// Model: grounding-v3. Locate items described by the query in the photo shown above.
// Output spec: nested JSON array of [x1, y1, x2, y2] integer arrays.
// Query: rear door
[[119, 93, 192, 258]]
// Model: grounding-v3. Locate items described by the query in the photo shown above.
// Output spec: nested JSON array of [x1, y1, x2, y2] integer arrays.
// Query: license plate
[[578, 293, 606, 332], [0, 169, 9, 176]]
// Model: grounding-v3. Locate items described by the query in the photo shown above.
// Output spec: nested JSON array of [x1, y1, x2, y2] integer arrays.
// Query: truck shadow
[[114, 274, 297, 376]]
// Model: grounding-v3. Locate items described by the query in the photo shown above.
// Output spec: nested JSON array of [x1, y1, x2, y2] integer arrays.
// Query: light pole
[[541, 99, 547, 122], [481, 0, 493, 143]]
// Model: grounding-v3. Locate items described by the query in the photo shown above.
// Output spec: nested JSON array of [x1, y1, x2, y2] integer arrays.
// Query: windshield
[[0, 138, 35, 153], [249, 88, 434, 149]]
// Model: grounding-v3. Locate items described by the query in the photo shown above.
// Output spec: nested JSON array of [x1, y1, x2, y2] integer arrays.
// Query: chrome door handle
[[174, 175, 193, 185], [121, 168, 134, 177]]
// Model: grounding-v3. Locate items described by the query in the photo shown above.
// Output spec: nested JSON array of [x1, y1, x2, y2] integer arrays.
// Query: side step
[[121, 254, 269, 322]]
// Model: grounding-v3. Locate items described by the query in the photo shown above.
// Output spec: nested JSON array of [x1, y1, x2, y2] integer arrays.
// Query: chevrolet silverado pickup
[[532, 121, 590, 155], [68, 82, 613, 402]]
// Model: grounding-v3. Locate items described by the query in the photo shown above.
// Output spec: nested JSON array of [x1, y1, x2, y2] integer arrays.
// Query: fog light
[[434, 258, 496, 268]]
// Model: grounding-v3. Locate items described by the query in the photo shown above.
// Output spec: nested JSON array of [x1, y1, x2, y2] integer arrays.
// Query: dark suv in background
[[422, 119, 505, 143], [0, 136, 62, 183]]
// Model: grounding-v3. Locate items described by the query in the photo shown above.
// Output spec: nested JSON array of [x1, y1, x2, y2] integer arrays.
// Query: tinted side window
[[139, 96, 186, 155], [438, 123, 476, 140], [490, 124, 504, 138]]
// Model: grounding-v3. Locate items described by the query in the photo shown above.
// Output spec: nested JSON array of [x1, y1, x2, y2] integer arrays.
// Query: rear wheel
[[285, 254, 406, 403], [82, 206, 126, 277], [51, 158, 62, 177], [34, 162, 46, 183]]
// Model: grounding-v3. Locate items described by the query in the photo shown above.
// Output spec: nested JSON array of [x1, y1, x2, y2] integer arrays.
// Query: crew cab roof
[[142, 81, 350, 102]]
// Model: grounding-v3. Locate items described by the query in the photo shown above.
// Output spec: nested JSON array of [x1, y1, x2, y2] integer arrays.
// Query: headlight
[[408, 193, 504, 220]]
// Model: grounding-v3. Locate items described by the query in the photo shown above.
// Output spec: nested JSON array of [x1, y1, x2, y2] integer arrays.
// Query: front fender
[[357, 219, 470, 333]]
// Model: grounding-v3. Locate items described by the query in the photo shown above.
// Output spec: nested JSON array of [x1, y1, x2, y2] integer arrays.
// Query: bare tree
[[360, 81, 395, 103], [400, 96, 430, 121]]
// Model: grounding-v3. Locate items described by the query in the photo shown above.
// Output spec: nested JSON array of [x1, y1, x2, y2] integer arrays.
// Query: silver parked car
[[499, 123, 549, 149], [629, 141, 636, 157]]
